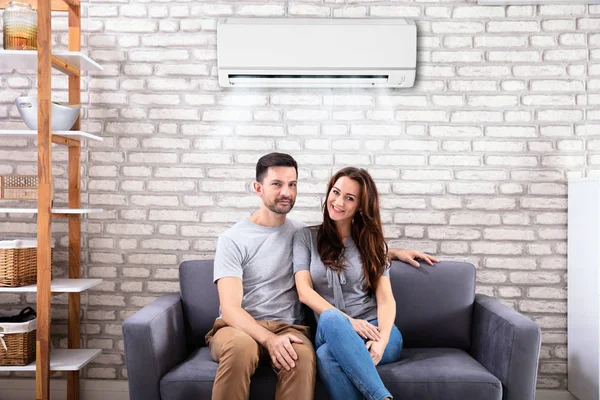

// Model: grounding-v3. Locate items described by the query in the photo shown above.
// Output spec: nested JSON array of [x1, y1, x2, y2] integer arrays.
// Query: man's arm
[[218, 277, 277, 346], [217, 277, 303, 371], [214, 236, 273, 343]]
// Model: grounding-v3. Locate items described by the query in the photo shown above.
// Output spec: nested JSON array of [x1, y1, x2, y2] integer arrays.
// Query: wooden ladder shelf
[[0, 0, 104, 399]]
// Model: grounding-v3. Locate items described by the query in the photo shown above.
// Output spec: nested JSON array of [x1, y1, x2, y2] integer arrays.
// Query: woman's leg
[[316, 308, 392, 400], [316, 343, 364, 400]]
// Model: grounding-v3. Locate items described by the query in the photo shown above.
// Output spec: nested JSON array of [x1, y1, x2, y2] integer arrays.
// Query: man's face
[[257, 166, 297, 215]]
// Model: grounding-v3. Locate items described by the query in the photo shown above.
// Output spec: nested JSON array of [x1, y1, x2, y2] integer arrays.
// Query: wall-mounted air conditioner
[[217, 18, 417, 88]]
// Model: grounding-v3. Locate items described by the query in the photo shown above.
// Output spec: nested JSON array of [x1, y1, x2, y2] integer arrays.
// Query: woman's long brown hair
[[317, 167, 389, 294]]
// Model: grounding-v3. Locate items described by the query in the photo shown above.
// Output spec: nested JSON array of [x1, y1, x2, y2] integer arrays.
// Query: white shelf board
[[0, 208, 103, 214], [0, 349, 102, 372], [0, 50, 103, 72], [0, 130, 103, 142], [0, 279, 103, 293]]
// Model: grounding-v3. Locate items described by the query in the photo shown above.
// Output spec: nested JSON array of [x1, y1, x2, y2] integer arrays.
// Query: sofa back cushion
[[389, 260, 475, 350], [180, 259, 475, 350], [180, 260, 219, 348]]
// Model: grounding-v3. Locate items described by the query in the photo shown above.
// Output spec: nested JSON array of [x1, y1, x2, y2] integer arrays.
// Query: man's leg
[[208, 321, 262, 400], [267, 322, 316, 400]]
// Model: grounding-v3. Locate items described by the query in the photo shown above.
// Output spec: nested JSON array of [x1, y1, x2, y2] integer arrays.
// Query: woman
[[293, 167, 437, 400]]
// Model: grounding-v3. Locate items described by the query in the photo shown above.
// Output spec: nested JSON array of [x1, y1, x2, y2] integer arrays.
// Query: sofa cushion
[[160, 347, 216, 399], [160, 347, 329, 400], [179, 259, 475, 350], [161, 346, 500, 400], [390, 260, 475, 349], [379, 347, 502, 400]]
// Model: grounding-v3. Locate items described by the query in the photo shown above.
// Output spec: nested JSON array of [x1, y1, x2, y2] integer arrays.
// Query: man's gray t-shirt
[[214, 218, 306, 325], [292, 226, 389, 322]]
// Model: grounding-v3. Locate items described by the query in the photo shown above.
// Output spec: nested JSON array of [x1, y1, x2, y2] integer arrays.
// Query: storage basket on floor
[[0, 308, 36, 366], [0, 175, 37, 200], [0, 239, 53, 287]]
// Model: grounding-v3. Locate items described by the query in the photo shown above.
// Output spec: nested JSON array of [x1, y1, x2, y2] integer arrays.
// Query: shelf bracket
[[61, 0, 79, 9], [52, 135, 80, 147], [51, 55, 80, 77]]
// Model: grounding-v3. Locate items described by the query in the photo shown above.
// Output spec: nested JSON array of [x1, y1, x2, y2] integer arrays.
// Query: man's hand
[[265, 333, 304, 371], [350, 318, 381, 341], [389, 248, 439, 268], [366, 339, 387, 366]]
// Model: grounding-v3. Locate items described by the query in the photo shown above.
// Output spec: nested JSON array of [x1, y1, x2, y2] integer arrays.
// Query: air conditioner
[[217, 18, 417, 88]]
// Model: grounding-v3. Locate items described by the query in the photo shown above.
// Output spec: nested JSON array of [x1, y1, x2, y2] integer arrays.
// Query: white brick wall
[[0, 0, 595, 390]]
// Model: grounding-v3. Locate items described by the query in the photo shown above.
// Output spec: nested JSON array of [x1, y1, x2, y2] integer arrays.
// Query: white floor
[[0, 380, 581, 400], [0, 379, 129, 400], [538, 390, 579, 400]]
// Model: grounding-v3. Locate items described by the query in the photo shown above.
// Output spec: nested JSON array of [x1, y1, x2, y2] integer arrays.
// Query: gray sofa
[[123, 260, 541, 400]]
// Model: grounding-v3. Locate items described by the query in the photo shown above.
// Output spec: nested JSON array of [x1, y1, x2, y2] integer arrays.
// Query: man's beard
[[265, 197, 295, 215]]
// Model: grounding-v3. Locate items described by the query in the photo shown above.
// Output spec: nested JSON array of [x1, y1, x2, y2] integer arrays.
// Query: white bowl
[[15, 96, 80, 131]]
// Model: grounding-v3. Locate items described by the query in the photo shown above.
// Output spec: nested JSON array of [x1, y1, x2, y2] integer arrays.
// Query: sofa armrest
[[123, 293, 188, 400], [470, 294, 541, 400]]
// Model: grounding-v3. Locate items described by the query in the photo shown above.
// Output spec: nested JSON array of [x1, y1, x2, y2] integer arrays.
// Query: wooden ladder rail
[[35, 0, 52, 397], [67, 1, 82, 399], [34, 0, 82, 399]]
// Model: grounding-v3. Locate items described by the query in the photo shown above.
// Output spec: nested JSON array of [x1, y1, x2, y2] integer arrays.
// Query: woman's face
[[327, 176, 361, 223]]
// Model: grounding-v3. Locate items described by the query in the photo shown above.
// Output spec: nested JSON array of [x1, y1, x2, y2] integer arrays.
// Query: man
[[206, 153, 313, 400], [206, 152, 436, 400]]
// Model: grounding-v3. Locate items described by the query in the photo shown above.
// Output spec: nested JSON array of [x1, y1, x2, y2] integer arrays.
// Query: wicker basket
[[0, 318, 36, 366], [0, 239, 54, 287], [0, 175, 37, 200]]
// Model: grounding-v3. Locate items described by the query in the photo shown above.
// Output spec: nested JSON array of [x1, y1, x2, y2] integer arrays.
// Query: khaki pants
[[205, 319, 316, 400]]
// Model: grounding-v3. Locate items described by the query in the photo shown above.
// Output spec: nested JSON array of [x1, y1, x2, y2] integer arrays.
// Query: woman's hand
[[389, 248, 439, 268], [350, 318, 381, 341], [366, 340, 387, 365]]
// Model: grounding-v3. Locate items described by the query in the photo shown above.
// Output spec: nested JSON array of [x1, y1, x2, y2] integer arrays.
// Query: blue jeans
[[315, 308, 403, 400]]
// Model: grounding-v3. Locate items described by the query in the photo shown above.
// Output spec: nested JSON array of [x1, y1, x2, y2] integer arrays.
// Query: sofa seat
[[160, 348, 216, 399], [160, 347, 329, 399], [160, 346, 501, 400], [380, 348, 502, 400]]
